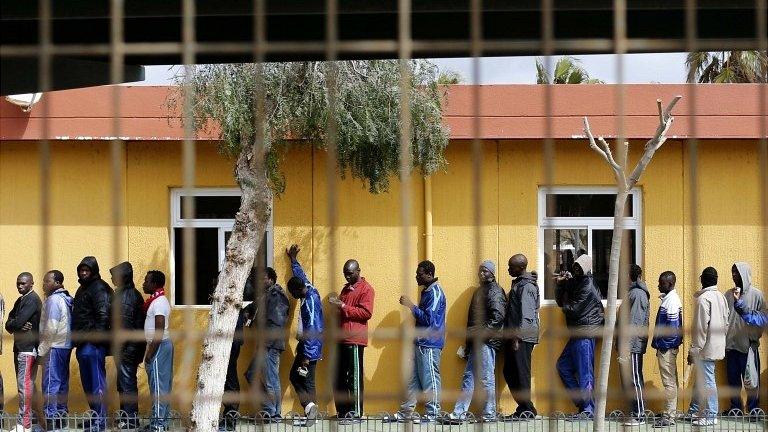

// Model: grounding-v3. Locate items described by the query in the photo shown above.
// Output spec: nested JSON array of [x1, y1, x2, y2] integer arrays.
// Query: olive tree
[[168, 60, 449, 431], [582, 96, 681, 432]]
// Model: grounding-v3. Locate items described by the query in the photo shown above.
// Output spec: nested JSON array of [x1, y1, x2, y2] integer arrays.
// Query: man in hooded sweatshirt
[[616, 265, 650, 426], [502, 254, 539, 421], [686, 267, 729, 427], [723, 261, 764, 416], [5, 272, 42, 432], [441, 260, 506, 424], [554, 254, 604, 419], [72, 256, 113, 432], [38, 270, 73, 431], [110, 262, 147, 430]]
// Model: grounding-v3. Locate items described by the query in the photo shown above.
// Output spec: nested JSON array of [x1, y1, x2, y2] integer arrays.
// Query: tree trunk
[[190, 148, 273, 432], [593, 190, 629, 432]]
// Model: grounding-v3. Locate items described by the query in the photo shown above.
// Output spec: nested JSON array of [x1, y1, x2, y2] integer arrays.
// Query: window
[[538, 187, 642, 302], [170, 188, 273, 307]]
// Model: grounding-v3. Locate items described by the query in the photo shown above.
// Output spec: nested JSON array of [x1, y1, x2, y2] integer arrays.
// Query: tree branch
[[628, 95, 682, 186], [583, 117, 626, 187]]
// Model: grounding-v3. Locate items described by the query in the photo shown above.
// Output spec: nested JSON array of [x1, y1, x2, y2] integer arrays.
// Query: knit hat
[[701, 266, 718, 287], [480, 259, 496, 275]]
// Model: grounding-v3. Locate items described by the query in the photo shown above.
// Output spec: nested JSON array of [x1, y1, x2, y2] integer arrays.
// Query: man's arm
[[411, 289, 439, 327], [486, 286, 506, 328], [520, 283, 539, 337], [5, 298, 37, 333], [291, 260, 312, 287], [734, 299, 768, 328], [144, 315, 165, 363], [689, 299, 709, 358]]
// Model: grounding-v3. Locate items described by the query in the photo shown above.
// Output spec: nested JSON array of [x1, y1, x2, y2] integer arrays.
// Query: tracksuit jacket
[[291, 259, 324, 361], [651, 288, 683, 351], [412, 279, 447, 349], [38, 288, 74, 356]]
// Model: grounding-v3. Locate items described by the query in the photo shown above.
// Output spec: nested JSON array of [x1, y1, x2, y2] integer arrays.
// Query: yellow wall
[[0, 139, 765, 416]]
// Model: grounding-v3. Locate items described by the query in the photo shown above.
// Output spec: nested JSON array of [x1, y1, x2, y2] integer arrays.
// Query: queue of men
[[1, 250, 766, 431]]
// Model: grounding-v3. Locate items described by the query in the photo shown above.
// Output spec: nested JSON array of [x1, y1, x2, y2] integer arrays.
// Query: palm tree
[[536, 56, 604, 84], [687, 51, 768, 83]]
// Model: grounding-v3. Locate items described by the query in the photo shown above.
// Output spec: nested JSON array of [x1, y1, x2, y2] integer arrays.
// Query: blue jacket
[[651, 288, 683, 351], [735, 298, 768, 328], [412, 280, 447, 349], [292, 260, 324, 361]]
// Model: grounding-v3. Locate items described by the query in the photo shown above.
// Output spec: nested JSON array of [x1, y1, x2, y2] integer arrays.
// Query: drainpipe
[[424, 176, 433, 260]]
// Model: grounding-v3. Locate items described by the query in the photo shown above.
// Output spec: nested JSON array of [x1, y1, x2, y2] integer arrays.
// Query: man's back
[[691, 286, 729, 361]]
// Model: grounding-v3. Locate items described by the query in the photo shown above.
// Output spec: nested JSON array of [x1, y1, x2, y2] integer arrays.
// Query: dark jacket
[[110, 262, 147, 365], [466, 280, 507, 352], [253, 283, 289, 351], [555, 274, 604, 331], [72, 256, 114, 348], [506, 272, 540, 344], [5, 290, 42, 353], [618, 280, 650, 354]]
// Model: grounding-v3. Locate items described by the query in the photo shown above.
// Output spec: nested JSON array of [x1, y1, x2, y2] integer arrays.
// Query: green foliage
[[168, 60, 450, 194], [437, 70, 464, 85], [687, 51, 768, 83], [535, 56, 604, 84]]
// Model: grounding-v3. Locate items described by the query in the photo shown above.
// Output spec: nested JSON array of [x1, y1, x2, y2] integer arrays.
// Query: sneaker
[[721, 409, 742, 417], [564, 412, 594, 422], [437, 413, 464, 425], [479, 415, 497, 423], [305, 402, 318, 427], [622, 417, 646, 426], [383, 411, 421, 424], [691, 417, 718, 426], [652, 417, 676, 428], [292, 419, 308, 427], [14, 424, 31, 432], [337, 417, 362, 425], [118, 419, 140, 431]]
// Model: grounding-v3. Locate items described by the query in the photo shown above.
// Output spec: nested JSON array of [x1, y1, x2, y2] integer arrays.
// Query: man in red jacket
[[329, 259, 375, 424]]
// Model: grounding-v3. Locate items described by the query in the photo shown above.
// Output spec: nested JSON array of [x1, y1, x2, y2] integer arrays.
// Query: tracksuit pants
[[14, 352, 38, 428], [222, 343, 242, 417], [245, 347, 282, 417], [725, 347, 761, 413], [146, 340, 174, 429], [116, 360, 140, 423], [556, 337, 596, 415], [289, 356, 318, 409], [42, 348, 72, 422], [76, 343, 108, 430], [400, 346, 442, 419], [335, 344, 364, 419], [504, 342, 536, 415], [453, 343, 496, 418], [619, 352, 645, 417]]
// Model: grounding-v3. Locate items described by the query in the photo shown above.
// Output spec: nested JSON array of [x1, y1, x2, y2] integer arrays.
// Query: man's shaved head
[[508, 254, 528, 278], [343, 259, 361, 285]]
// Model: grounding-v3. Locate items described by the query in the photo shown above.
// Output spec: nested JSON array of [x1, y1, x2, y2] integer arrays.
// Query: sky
[[135, 52, 689, 85]]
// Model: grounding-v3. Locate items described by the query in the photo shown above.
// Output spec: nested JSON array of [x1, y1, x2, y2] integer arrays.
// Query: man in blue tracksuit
[[286, 244, 324, 427], [389, 260, 446, 423], [38, 270, 74, 431], [650, 271, 683, 428], [555, 254, 604, 419]]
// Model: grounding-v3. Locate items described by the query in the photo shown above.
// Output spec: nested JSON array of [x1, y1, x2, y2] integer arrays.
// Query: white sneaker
[[691, 418, 718, 426], [305, 402, 318, 426], [14, 425, 31, 432], [622, 418, 645, 426]]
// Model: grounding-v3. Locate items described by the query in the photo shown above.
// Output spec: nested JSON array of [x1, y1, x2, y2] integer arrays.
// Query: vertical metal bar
[[37, 0, 52, 284], [324, 0, 341, 420], [180, 0, 197, 413], [756, 0, 768, 402]]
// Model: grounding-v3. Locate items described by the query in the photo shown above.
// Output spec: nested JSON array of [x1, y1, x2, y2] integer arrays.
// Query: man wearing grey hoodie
[[723, 262, 764, 415], [617, 265, 650, 426], [686, 267, 729, 427]]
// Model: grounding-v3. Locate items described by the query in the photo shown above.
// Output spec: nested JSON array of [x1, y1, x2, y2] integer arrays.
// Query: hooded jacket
[[72, 256, 114, 348], [725, 262, 765, 353], [555, 255, 605, 331], [689, 285, 729, 361], [651, 288, 683, 351], [466, 280, 507, 352], [38, 288, 74, 357], [5, 290, 42, 353], [291, 259, 324, 361], [253, 282, 289, 351], [412, 279, 447, 349], [110, 262, 147, 365], [506, 272, 540, 344], [617, 280, 650, 354]]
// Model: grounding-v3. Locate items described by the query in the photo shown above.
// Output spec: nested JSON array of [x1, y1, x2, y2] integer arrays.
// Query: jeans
[[76, 343, 108, 431], [453, 343, 496, 417], [688, 359, 717, 419], [246, 348, 282, 417], [116, 360, 139, 420], [556, 337, 595, 415], [15, 352, 38, 428], [146, 340, 174, 429], [400, 346, 442, 419], [42, 348, 71, 421], [725, 348, 760, 412]]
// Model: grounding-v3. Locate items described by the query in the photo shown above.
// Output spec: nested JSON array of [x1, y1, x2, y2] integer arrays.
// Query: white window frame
[[537, 186, 642, 306], [169, 187, 274, 308]]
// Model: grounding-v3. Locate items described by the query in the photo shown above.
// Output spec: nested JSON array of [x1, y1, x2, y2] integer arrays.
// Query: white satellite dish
[[4, 93, 43, 112]]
